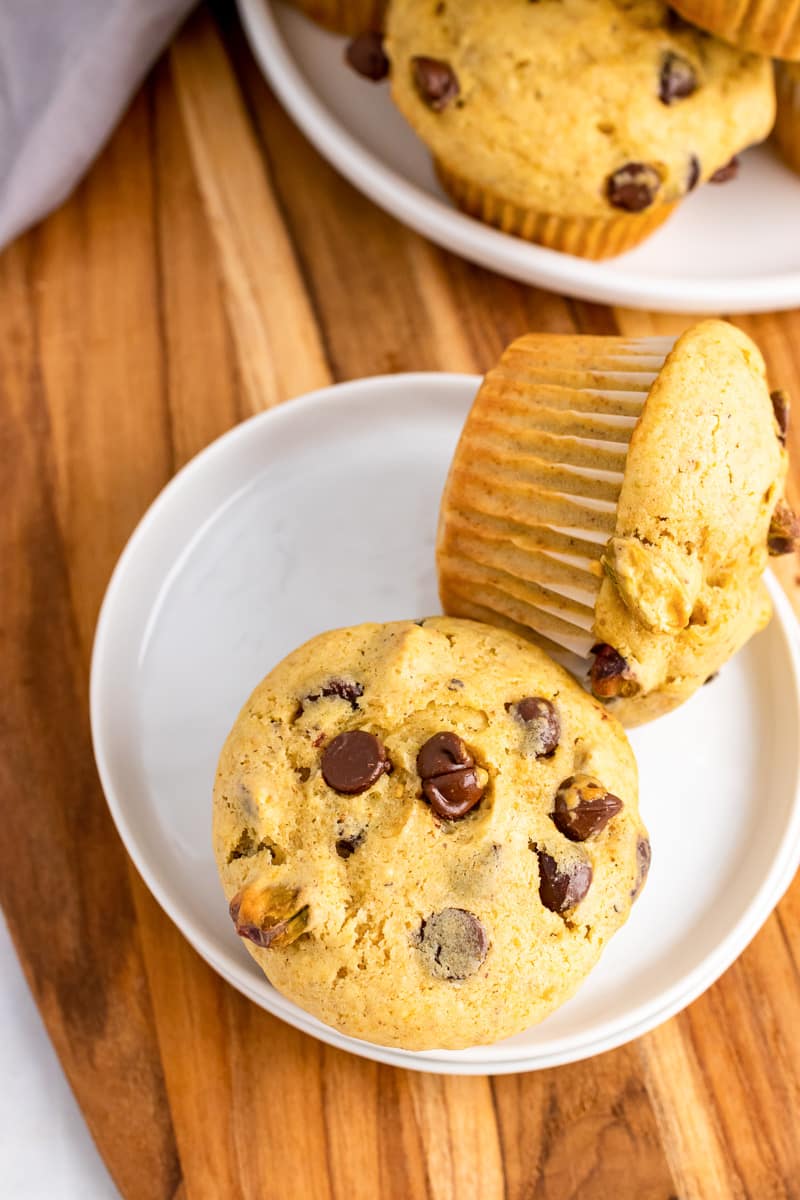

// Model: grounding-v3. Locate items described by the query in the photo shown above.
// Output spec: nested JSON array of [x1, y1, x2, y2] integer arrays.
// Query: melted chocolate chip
[[345, 31, 389, 81], [768, 501, 800, 556], [659, 52, 697, 105], [507, 697, 561, 758], [687, 154, 701, 192], [321, 730, 390, 795], [606, 163, 661, 212], [416, 908, 488, 980], [590, 644, 635, 699], [631, 836, 651, 900], [771, 389, 790, 445], [423, 767, 485, 820], [305, 678, 364, 710], [535, 848, 593, 913], [417, 732, 485, 819], [417, 731, 473, 778], [709, 156, 739, 184], [551, 775, 623, 842], [412, 55, 459, 111]]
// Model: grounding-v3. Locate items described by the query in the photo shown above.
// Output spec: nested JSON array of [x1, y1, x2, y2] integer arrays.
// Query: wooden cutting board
[[2, 5, 800, 1197]]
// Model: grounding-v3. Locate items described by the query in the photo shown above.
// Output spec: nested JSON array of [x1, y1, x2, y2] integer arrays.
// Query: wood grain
[[1, 4, 799, 1198]]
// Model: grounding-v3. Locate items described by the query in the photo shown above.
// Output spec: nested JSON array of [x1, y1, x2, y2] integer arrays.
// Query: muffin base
[[287, 0, 386, 34], [670, 0, 800, 59], [775, 65, 800, 173], [435, 161, 677, 260], [437, 334, 673, 678]]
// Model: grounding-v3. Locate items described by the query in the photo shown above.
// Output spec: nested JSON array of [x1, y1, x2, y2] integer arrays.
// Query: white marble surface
[[0, 912, 119, 1199]]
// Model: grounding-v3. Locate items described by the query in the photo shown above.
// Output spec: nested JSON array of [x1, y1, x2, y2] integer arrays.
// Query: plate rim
[[90, 372, 800, 1075], [234, 0, 800, 315]]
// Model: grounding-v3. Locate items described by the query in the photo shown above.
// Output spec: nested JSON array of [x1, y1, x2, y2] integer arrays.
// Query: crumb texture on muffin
[[213, 618, 646, 1050]]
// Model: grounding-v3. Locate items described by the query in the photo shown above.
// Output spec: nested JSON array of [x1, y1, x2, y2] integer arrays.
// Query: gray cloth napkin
[[0, 0, 196, 248]]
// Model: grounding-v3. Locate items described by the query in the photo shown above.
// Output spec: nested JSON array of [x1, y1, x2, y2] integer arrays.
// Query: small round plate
[[236, 0, 800, 314], [91, 374, 800, 1074]]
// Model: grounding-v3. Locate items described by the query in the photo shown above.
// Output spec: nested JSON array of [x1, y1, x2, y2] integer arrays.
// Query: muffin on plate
[[384, 0, 775, 258], [775, 62, 800, 172], [286, 0, 385, 35], [213, 618, 648, 1051], [437, 321, 798, 726], [669, 0, 800, 61]]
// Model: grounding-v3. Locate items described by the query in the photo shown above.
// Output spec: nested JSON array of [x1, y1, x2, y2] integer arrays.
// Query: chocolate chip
[[709, 156, 739, 184], [345, 31, 389, 81], [703, 672, 718, 686], [535, 848, 592, 914], [590, 644, 637, 699], [321, 730, 390, 795], [659, 52, 697, 105], [415, 908, 488, 980], [423, 767, 485, 820], [687, 154, 701, 191], [411, 56, 459, 111], [507, 697, 560, 758], [771, 389, 790, 445], [768, 501, 800, 556], [606, 163, 661, 212], [417, 731, 472, 779], [229, 884, 309, 949], [296, 766, 311, 783], [305, 678, 364, 710], [448, 678, 464, 690], [631, 836, 651, 900], [551, 775, 623, 842], [417, 732, 485, 819], [335, 830, 365, 859]]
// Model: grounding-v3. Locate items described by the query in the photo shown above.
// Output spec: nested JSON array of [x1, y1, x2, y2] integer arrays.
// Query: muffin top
[[213, 617, 647, 1050], [594, 320, 788, 723], [386, 0, 775, 217]]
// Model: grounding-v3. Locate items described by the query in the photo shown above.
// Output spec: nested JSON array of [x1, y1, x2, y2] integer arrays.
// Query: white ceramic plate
[[91, 374, 800, 1074], [236, 0, 800, 314]]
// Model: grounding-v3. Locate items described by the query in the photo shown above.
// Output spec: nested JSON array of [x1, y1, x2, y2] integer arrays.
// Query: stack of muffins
[[212, 319, 798, 1050], [286, 0, 800, 258]]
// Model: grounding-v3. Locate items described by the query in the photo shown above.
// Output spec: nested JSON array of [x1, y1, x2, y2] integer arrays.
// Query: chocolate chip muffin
[[437, 321, 798, 726], [287, 0, 386, 36], [384, 0, 775, 258], [213, 618, 648, 1050], [775, 63, 800, 172], [669, 0, 800, 60]]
